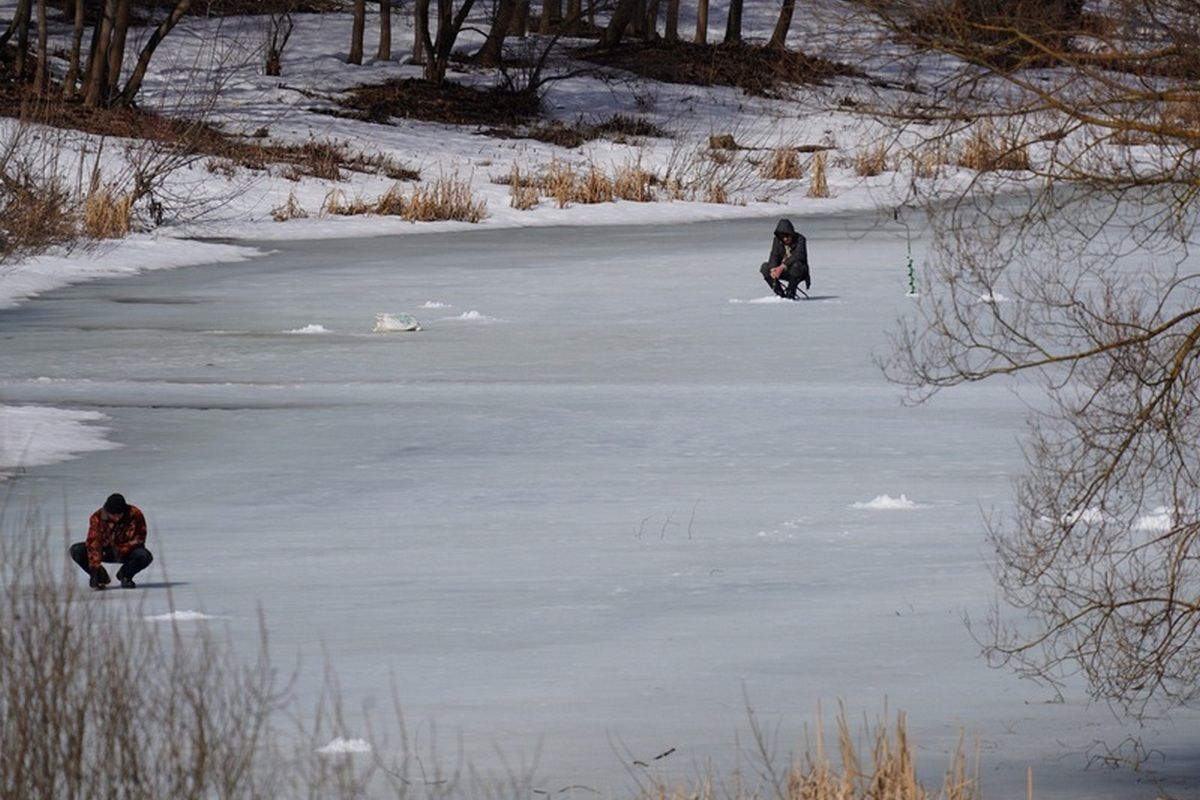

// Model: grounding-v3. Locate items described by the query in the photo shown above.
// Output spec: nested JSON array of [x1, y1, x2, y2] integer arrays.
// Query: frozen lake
[[2, 214, 1197, 797]]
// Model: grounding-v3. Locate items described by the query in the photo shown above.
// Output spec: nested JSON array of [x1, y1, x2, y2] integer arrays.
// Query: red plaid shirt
[[85, 505, 148, 569]]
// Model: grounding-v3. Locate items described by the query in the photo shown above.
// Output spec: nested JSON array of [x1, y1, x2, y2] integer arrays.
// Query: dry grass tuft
[[854, 143, 891, 177], [911, 143, 950, 179], [762, 147, 804, 179], [957, 123, 1031, 172], [374, 183, 407, 215], [82, 186, 134, 238], [542, 160, 578, 208], [270, 190, 308, 222], [808, 151, 830, 198], [636, 703, 981, 800], [322, 188, 374, 216], [508, 165, 540, 210], [0, 174, 76, 258], [613, 161, 654, 202], [403, 175, 487, 222], [578, 165, 615, 203]]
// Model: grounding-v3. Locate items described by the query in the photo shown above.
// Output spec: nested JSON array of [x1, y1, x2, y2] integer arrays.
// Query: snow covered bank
[[0, 405, 120, 479], [0, 234, 262, 310]]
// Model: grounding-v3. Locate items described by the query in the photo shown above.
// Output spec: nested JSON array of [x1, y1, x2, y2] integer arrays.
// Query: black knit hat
[[104, 493, 128, 515]]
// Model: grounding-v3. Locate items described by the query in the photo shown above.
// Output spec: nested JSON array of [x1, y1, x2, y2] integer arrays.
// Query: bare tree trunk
[[106, 0, 131, 99], [377, 0, 391, 59], [476, 0, 517, 64], [694, 0, 707, 44], [768, 0, 795, 49], [564, 0, 580, 34], [83, 0, 115, 107], [348, 0, 365, 63], [600, 0, 637, 48], [723, 0, 741, 42], [0, 0, 29, 50], [115, 0, 192, 106], [14, 0, 32, 79], [413, 0, 428, 63], [643, 0, 660, 40], [63, 0, 85, 98], [429, 0, 452, 81], [539, 0, 560, 33], [630, 0, 644, 37], [512, 0, 529, 35], [33, 0, 47, 94], [664, 0, 678, 41]]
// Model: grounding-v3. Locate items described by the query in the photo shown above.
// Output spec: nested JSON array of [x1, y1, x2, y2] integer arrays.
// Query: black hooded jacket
[[767, 219, 809, 281]]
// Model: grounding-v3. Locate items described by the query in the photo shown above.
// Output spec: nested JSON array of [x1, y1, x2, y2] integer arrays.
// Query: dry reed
[[808, 151, 830, 198], [270, 189, 308, 221], [854, 143, 891, 177], [957, 123, 1031, 172], [82, 186, 134, 238], [402, 174, 487, 222], [763, 147, 804, 179], [613, 160, 654, 202]]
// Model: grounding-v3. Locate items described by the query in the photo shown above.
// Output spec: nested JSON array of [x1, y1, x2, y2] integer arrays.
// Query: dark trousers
[[760, 262, 809, 298], [69, 543, 153, 580]]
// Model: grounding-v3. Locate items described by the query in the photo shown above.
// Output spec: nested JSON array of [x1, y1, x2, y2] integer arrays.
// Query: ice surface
[[3, 214, 1198, 798]]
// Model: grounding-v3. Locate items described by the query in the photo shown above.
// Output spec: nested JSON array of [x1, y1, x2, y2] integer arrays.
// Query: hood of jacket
[[774, 218, 796, 238]]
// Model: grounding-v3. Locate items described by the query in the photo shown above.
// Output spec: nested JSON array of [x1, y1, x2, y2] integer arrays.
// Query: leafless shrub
[[0, 523, 290, 800], [807, 151, 830, 197], [762, 147, 804, 180], [0, 155, 76, 260]]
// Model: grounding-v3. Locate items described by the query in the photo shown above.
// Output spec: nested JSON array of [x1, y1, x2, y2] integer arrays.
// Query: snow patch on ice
[[420, 300, 452, 309], [0, 405, 120, 480], [1135, 506, 1175, 532], [285, 324, 331, 334], [316, 737, 373, 755], [729, 296, 792, 304], [976, 291, 1010, 304], [0, 235, 260, 310], [1062, 507, 1104, 525], [144, 610, 224, 622], [850, 494, 922, 510], [372, 312, 422, 332], [452, 310, 500, 322]]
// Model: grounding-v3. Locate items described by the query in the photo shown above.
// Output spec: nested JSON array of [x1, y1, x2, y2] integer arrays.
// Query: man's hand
[[769, 265, 785, 280], [89, 566, 110, 590]]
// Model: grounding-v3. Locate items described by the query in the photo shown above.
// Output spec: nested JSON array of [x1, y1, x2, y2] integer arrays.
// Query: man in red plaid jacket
[[69, 493, 154, 590]]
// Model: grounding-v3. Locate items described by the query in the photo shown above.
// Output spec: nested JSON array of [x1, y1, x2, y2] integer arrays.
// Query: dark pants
[[69, 543, 153, 580], [760, 261, 810, 298]]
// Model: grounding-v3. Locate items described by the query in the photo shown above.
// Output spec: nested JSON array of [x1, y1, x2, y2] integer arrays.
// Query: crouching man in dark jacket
[[760, 218, 810, 299], [70, 493, 153, 590]]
